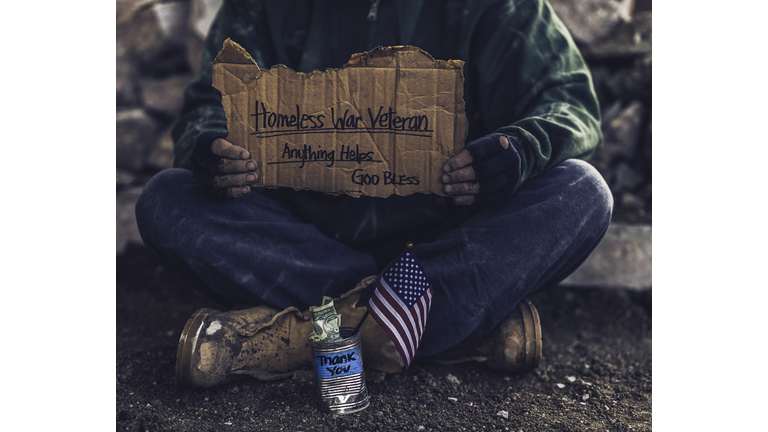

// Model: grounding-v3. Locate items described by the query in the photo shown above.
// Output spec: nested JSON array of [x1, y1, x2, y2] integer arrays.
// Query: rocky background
[[116, 0, 652, 255]]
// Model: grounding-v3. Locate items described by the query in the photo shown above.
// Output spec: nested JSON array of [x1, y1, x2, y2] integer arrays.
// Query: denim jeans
[[135, 159, 612, 357]]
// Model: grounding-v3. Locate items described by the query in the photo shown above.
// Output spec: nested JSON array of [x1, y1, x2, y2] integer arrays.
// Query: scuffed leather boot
[[176, 276, 403, 389], [431, 299, 542, 374], [176, 304, 313, 388]]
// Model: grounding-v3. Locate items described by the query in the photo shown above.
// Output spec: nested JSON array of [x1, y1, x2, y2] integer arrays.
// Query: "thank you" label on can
[[313, 347, 364, 379]]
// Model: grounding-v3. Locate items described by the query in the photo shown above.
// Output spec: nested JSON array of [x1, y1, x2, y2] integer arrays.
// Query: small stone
[[186, 30, 206, 76], [139, 75, 193, 119], [582, 13, 652, 60], [547, 0, 633, 45], [566, 376, 576, 382], [118, 409, 134, 421], [447, 397, 458, 402], [621, 192, 646, 210], [591, 100, 644, 176], [117, 1, 190, 76], [612, 162, 645, 193], [496, 410, 509, 419], [228, 386, 239, 394], [560, 222, 652, 290], [116, 41, 141, 107], [604, 55, 652, 105], [292, 370, 315, 382], [417, 426, 426, 431], [190, 0, 224, 40], [446, 373, 461, 385], [583, 394, 590, 401], [116, 187, 145, 254], [117, 168, 138, 187], [555, 383, 566, 389], [117, 0, 155, 20], [116, 108, 160, 171], [637, 182, 652, 203]]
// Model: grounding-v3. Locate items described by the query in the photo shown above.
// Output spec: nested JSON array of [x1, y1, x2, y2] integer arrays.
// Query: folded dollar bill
[[310, 296, 342, 342]]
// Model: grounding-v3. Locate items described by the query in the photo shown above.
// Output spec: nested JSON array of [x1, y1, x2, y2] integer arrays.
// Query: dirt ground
[[116, 244, 651, 432]]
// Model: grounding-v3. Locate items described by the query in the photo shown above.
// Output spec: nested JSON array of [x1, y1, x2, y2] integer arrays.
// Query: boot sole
[[518, 299, 542, 372], [176, 308, 217, 386]]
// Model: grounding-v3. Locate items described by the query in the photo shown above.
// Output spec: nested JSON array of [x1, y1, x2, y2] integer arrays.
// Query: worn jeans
[[135, 159, 612, 358]]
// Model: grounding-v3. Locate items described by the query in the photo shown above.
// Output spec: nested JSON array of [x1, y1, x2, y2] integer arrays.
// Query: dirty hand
[[191, 132, 258, 198], [442, 133, 522, 205]]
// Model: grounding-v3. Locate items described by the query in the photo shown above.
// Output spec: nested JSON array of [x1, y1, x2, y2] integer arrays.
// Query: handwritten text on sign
[[212, 39, 467, 198]]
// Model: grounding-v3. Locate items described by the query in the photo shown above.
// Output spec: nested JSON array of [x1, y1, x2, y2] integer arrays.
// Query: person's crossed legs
[[135, 158, 611, 386]]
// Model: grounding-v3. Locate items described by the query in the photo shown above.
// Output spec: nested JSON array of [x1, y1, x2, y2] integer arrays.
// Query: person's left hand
[[442, 134, 520, 205]]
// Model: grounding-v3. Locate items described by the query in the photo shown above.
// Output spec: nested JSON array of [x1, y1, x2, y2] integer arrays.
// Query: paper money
[[310, 296, 341, 342]]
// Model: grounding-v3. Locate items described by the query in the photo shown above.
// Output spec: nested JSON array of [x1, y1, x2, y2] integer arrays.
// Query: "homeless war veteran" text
[[251, 101, 431, 133]]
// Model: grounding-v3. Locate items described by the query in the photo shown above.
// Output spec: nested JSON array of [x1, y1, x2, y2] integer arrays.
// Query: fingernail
[[247, 161, 256, 170], [444, 185, 452, 193], [242, 186, 250, 194], [241, 151, 250, 159], [443, 165, 451, 173], [442, 174, 450, 184], [246, 173, 256, 182]]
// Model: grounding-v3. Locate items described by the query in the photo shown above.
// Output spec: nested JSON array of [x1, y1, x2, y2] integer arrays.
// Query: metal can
[[308, 327, 370, 414]]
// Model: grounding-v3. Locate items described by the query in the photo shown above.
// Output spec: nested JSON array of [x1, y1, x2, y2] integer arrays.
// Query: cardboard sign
[[212, 39, 467, 198]]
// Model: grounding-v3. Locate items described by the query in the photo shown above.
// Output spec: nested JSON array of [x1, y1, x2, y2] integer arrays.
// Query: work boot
[[175, 276, 403, 389], [431, 299, 542, 374]]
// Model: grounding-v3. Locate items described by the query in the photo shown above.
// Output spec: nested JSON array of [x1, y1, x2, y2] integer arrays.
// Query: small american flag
[[367, 248, 434, 369]]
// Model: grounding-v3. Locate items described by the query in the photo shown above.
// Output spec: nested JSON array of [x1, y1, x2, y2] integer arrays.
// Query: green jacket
[[173, 0, 601, 183], [171, 0, 601, 257]]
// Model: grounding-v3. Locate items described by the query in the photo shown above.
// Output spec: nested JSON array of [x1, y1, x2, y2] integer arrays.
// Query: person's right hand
[[191, 134, 258, 198]]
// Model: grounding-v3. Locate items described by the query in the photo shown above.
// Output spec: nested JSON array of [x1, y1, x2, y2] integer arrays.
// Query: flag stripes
[[367, 249, 434, 369]]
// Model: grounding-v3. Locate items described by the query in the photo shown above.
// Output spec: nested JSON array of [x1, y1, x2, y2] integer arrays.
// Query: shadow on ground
[[116, 245, 651, 431]]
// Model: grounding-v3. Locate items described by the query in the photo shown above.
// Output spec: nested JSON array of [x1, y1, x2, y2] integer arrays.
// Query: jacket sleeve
[[466, 0, 602, 186], [171, 0, 278, 169]]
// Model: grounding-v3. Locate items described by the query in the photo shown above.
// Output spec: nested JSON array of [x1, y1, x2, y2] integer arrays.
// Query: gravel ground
[[116, 244, 651, 432]]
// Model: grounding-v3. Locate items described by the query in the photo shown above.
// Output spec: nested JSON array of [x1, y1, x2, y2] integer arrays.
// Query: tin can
[[308, 327, 370, 414]]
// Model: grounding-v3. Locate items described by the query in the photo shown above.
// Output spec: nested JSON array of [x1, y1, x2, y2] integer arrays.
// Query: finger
[[443, 181, 480, 196], [213, 172, 259, 188], [453, 195, 475, 205], [212, 138, 251, 160], [443, 149, 473, 173], [226, 186, 252, 198], [442, 165, 476, 184], [217, 158, 257, 174]]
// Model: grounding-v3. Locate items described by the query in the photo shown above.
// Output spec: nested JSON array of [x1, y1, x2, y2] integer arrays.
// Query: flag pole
[[352, 241, 414, 335], [353, 310, 369, 335]]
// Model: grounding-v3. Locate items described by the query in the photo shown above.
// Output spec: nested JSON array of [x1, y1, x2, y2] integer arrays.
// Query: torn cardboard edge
[[213, 38, 465, 73], [213, 38, 468, 198]]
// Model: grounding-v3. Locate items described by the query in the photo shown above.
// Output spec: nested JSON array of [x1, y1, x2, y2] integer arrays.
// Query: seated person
[[136, 0, 612, 388]]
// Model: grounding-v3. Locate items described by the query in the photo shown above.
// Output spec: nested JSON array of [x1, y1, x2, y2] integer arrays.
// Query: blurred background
[[116, 0, 652, 290]]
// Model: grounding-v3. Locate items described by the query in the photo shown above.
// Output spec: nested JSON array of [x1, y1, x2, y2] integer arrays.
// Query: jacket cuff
[[195, 131, 229, 150]]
